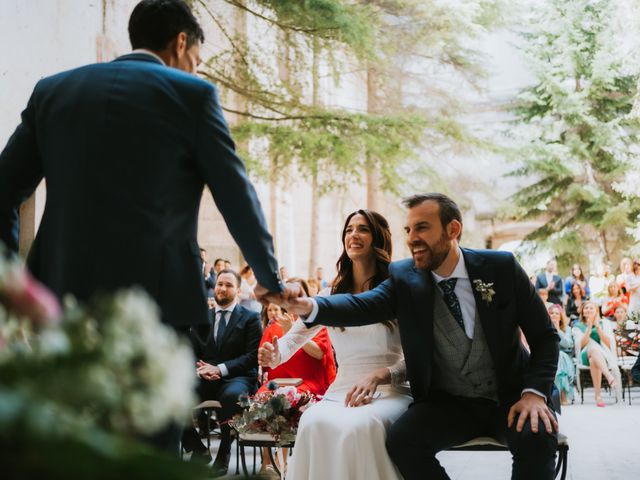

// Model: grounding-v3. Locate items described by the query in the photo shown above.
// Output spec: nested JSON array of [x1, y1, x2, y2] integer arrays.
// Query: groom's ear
[[447, 219, 462, 241]]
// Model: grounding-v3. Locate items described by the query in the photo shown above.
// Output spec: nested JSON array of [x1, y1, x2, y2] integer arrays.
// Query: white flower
[[37, 328, 70, 355], [473, 280, 495, 303]]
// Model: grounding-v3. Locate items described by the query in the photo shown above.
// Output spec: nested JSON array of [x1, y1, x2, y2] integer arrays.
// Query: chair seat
[[194, 400, 222, 410], [452, 432, 568, 449], [452, 436, 506, 449], [557, 432, 568, 446]]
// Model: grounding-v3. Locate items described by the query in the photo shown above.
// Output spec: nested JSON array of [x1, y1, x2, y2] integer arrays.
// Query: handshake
[[253, 281, 314, 370], [253, 281, 314, 317]]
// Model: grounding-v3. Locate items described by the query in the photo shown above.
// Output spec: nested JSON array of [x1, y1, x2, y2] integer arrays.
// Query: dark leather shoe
[[209, 451, 230, 477], [190, 449, 213, 466]]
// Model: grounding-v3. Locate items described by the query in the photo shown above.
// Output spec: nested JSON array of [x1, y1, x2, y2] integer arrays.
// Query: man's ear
[[448, 220, 462, 240], [174, 31, 187, 56]]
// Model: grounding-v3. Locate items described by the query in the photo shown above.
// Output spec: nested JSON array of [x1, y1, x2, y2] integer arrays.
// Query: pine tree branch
[[196, 0, 250, 67], [223, 0, 340, 35]]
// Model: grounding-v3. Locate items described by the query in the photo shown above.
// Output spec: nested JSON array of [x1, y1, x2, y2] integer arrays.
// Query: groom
[[0, 0, 283, 328], [284, 193, 559, 480]]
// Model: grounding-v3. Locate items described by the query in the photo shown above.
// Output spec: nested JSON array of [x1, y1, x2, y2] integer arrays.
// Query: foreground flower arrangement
[[230, 383, 316, 446], [0, 247, 204, 479]]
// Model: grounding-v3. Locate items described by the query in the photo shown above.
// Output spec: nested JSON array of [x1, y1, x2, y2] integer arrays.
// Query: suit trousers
[[182, 376, 256, 454], [385, 393, 557, 480]]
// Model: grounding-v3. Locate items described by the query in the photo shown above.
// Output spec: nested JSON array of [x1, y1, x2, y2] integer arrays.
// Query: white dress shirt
[[545, 272, 555, 289], [131, 48, 166, 65], [213, 301, 237, 378], [431, 249, 476, 339]]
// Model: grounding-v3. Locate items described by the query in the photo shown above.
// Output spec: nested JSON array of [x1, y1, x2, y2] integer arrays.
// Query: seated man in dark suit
[[182, 269, 262, 476]]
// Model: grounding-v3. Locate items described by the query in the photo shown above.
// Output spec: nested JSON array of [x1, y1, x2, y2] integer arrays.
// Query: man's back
[[0, 54, 279, 326]]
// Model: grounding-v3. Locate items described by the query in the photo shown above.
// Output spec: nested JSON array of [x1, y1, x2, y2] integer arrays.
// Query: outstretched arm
[[195, 83, 281, 294], [287, 278, 396, 328]]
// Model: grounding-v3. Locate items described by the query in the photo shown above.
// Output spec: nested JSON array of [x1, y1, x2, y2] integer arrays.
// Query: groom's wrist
[[521, 388, 547, 403], [301, 298, 319, 326]]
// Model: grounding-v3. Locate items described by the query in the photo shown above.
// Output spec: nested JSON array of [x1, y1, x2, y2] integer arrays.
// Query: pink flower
[[276, 386, 299, 405], [1, 268, 61, 326]]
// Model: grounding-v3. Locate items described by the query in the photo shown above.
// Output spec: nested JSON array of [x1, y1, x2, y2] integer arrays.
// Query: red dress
[[257, 321, 336, 396], [602, 295, 629, 318]]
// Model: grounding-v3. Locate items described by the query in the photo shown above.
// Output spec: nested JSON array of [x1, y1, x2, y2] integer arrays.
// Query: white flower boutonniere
[[473, 279, 495, 303]]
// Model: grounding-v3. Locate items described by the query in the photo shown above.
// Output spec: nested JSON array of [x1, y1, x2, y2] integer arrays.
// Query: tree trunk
[[308, 36, 321, 276], [366, 67, 380, 211], [599, 230, 610, 264], [309, 173, 319, 277], [269, 156, 278, 255]]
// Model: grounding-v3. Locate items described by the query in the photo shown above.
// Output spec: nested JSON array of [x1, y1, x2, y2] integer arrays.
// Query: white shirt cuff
[[218, 363, 229, 377], [521, 388, 547, 403], [301, 298, 319, 326]]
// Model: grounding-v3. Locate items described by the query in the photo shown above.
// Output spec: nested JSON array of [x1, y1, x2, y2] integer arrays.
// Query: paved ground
[[210, 386, 639, 479]]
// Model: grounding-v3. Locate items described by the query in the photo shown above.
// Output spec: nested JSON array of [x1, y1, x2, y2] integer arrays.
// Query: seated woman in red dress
[[257, 278, 336, 395], [257, 279, 336, 476]]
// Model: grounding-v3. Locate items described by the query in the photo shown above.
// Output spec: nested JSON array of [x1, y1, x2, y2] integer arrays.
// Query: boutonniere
[[473, 279, 495, 303]]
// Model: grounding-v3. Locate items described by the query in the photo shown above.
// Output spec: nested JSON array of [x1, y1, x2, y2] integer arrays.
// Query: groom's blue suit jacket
[[0, 53, 281, 327], [310, 248, 559, 404]]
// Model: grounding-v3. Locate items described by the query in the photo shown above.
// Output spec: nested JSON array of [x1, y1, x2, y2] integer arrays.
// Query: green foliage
[[233, 110, 425, 194], [508, 0, 640, 264], [194, 0, 506, 199], [254, 0, 379, 58]]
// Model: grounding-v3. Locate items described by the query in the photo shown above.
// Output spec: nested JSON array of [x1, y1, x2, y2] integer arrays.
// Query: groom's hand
[[258, 336, 281, 368], [254, 282, 305, 307], [507, 392, 558, 434], [254, 283, 279, 306]]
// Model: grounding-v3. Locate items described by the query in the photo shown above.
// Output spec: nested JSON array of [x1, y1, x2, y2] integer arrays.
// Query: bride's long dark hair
[[331, 209, 394, 330]]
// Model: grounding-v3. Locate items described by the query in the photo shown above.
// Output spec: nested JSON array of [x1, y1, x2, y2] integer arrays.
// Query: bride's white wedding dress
[[275, 309, 411, 480]]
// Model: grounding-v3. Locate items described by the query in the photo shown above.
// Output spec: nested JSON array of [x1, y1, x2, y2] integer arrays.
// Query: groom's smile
[[404, 200, 461, 273]]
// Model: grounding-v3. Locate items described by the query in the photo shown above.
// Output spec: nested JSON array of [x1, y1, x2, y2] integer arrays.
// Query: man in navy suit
[[183, 270, 262, 475], [277, 193, 560, 480], [535, 260, 564, 305], [0, 0, 282, 328]]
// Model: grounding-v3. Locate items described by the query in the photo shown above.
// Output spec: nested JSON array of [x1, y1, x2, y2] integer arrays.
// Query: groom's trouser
[[386, 393, 557, 480]]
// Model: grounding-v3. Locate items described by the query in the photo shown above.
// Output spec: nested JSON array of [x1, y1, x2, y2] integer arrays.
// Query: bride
[[259, 209, 411, 480]]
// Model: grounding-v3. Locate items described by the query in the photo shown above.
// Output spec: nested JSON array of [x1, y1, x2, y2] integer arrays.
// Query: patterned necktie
[[215, 311, 228, 342], [438, 278, 466, 331]]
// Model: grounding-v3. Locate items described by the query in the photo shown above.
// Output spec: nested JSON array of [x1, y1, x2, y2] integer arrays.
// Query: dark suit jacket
[[535, 272, 564, 305], [189, 304, 262, 380], [0, 53, 281, 327], [309, 248, 559, 405]]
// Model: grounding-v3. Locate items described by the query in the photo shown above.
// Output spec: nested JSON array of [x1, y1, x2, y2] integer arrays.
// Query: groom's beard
[[411, 233, 450, 271]]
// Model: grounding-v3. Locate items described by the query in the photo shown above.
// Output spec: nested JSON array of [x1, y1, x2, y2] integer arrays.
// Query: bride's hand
[[344, 370, 386, 407]]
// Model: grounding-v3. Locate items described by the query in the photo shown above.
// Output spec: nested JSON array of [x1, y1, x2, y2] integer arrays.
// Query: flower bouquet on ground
[[230, 382, 316, 446]]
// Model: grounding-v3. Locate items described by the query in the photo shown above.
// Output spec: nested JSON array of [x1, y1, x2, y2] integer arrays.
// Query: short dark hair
[[214, 258, 225, 266], [402, 193, 463, 240], [128, 0, 204, 51], [215, 269, 242, 288]]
